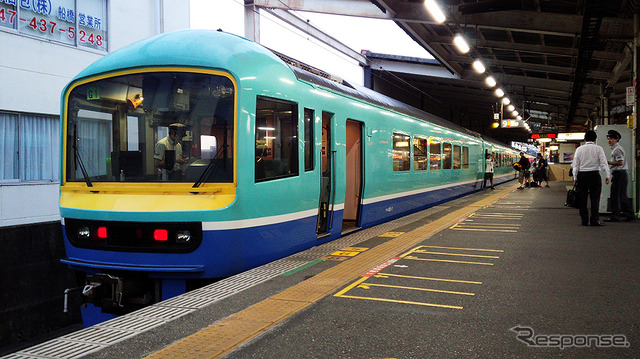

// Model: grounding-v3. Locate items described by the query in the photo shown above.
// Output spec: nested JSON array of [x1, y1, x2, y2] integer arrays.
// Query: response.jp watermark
[[510, 325, 630, 350]]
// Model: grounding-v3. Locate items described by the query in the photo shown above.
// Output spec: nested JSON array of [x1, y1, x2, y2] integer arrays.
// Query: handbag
[[565, 186, 579, 208]]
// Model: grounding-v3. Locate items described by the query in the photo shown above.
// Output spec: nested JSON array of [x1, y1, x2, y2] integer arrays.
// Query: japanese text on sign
[[0, 0, 107, 51]]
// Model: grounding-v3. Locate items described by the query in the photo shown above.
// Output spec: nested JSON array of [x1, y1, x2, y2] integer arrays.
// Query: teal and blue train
[[60, 30, 517, 326]]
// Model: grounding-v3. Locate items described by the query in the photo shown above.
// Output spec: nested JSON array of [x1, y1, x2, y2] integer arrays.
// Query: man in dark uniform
[[604, 130, 637, 222]]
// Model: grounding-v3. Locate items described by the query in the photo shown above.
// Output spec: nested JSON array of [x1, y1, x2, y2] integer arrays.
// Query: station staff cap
[[169, 123, 187, 132], [606, 130, 621, 140]]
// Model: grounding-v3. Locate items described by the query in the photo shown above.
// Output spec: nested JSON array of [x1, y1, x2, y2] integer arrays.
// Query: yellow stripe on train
[[60, 183, 236, 211]]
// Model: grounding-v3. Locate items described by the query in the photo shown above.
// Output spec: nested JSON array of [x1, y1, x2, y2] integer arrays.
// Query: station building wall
[[0, 0, 190, 351], [0, 0, 190, 228]]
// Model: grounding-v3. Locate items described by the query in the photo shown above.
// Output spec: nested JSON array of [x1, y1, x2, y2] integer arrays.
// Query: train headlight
[[77, 227, 90, 239], [176, 230, 191, 243]]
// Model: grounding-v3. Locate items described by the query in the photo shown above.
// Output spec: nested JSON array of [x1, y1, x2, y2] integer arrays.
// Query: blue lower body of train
[[62, 174, 514, 326]]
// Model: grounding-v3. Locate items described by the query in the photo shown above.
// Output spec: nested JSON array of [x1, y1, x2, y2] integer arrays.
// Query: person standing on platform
[[484, 153, 495, 190], [531, 156, 539, 185], [604, 130, 637, 222], [572, 130, 610, 226], [516, 152, 530, 189], [536, 153, 550, 187]]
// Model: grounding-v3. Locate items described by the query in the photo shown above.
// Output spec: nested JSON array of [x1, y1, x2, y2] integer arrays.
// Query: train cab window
[[462, 147, 469, 169], [304, 108, 314, 171], [64, 71, 235, 184], [442, 143, 452, 169], [429, 140, 441, 170], [393, 133, 410, 171], [413, 137, 428, 171], [255, 96, 299, 182], [453, 145, 461, 169]]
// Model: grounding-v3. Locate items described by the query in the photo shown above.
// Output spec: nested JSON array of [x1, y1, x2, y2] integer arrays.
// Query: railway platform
[[5, 181, 640, 359]]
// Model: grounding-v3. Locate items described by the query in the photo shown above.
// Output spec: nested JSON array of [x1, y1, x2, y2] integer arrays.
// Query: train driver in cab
[[155, 123, 188, 180]]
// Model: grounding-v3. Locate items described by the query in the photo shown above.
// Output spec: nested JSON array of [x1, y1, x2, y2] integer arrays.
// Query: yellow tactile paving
[[145, 183, 519, 359], [378, 231, 405, 237], [270, 277, 345, 303], [231, 298, 311, 324]]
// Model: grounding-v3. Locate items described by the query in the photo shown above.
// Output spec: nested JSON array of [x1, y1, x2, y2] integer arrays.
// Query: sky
[[189, 0, 433, 86]]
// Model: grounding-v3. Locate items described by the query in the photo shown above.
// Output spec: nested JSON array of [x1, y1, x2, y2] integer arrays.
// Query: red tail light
[[154, 229, 168, 241], [97, 226, 108, 239]]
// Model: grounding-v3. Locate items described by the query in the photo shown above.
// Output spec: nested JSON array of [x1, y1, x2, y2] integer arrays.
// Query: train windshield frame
[[63, 69, 236, 186]]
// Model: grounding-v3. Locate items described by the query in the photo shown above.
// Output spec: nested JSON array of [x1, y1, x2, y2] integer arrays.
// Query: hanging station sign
[[500, 119, 523, 128], [530, 133, 557, 140]]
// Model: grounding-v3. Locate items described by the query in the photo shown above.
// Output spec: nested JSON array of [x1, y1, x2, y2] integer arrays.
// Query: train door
[[317, 111, 334, 236], [343, 119, 363, 233]]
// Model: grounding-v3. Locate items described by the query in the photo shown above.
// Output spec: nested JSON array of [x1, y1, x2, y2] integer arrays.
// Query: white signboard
[[558, 132, 586, 141], [627, 86, 635, 106]]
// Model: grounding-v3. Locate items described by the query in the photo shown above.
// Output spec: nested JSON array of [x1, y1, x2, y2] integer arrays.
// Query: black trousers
[[576, 171, 602, 224], [610, 170, 635, 220]]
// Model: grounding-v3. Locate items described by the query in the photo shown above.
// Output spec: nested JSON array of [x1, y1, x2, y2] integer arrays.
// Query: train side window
[[430, 140, 441, 170], [413, 137, 428, 171], [462, 146, 469, 169], [442, 143, 452, 169], [255, 96, 299, 182], [304, 108, 314, 171], [453, 145, 461, 169], [393, 133, 410, 171]]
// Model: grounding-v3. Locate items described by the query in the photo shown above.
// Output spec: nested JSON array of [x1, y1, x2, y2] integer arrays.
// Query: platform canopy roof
[[249, 0, 637, 138]]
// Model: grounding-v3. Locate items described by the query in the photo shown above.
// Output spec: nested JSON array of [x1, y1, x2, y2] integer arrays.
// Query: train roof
[[69, 29, 515, 152], [70, 29, 288, 84], [275, 52, 514, 151], [287, 63, 480, 138]]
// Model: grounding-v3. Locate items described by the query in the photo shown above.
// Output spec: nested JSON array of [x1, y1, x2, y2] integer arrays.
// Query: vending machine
[[595, 124, 633, 213]]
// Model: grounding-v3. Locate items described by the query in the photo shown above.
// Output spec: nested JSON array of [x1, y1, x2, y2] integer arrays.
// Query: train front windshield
[[64, 71, 235, 184]]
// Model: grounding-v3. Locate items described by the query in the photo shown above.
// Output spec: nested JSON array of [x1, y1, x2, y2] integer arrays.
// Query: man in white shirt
[[154, 123, 188, 180], [605, 130, 636, 222], [572, 130, 611, 226], [483, 153, 495, 189]]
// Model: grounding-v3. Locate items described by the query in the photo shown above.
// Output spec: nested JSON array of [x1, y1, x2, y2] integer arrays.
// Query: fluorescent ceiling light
[[472, 60, 485, 74], [485, 76, 496, 87], [507, 104, 515, 112], [424, 0, 446, 24], [494, 88, 504, 97], [502, 97, 511, 105], [453, 34, 470, 54]]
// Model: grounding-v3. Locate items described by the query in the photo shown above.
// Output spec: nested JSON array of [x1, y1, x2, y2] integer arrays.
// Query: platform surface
[[5, 181, 639, 359]]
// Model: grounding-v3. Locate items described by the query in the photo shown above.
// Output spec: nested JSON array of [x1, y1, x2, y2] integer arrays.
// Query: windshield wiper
[[73, 125, 93, 187], [192, 144, 228, 188]]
